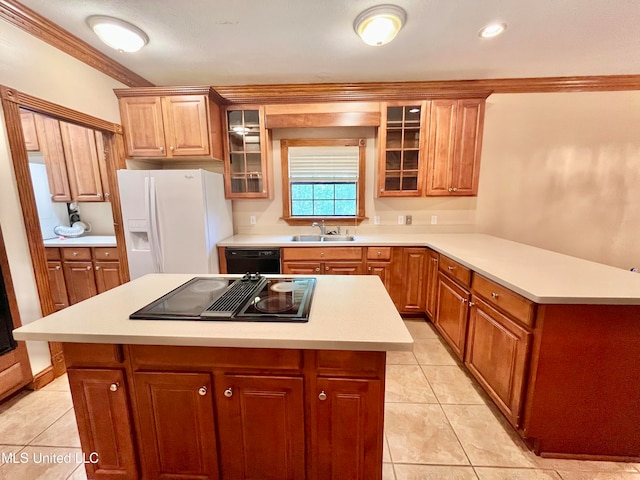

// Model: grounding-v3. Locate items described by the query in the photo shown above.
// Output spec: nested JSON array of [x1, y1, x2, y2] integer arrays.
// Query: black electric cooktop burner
[[129, 274, 316, 323]]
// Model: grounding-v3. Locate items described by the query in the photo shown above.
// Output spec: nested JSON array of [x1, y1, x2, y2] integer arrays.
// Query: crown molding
[[113, 86, 226, 105], [212, 74, 640, 104], [0, 0, 154, 88]]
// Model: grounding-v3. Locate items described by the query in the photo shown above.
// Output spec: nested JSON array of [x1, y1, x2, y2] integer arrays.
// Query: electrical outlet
[[397, 215, 404, 225], [406, 215, 412, 225], [249, 215, 256, 225], [374, 215, 380, 225], [430, 215, 438, 225]]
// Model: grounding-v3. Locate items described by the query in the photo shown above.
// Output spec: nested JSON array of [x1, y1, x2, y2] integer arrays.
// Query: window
[[281, 139, 366, 224]]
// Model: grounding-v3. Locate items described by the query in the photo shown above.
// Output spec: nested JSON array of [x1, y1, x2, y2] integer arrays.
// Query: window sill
[[281, 216, 368, 226]]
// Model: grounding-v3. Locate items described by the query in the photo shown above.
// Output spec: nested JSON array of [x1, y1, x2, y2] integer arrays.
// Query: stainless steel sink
[[291, 235, 355, 242]]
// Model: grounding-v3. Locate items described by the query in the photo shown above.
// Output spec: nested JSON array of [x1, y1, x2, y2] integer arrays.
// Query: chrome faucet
[[311, 220, 326, 235]]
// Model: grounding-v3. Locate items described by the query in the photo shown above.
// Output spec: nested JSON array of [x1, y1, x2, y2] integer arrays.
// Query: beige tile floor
[[0, 319, 639, 480]]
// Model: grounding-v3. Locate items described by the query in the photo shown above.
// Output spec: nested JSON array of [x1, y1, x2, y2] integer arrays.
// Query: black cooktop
[[129, 274, 315, 323]]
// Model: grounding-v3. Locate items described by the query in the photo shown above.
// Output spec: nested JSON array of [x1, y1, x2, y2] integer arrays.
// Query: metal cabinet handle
[[315, 267, 320, 272], [469, 301, 475, 307], [377, 251, 382, 256], [104, 192, 110, 199], [461, 298, 468, 303], [73, 251, 78, 256], [55, 265, 61, 270], [95, 266, 101, 270], [86, 265, 92, 270], [491, 292, 499, 298], [224, 387, 233, 398], [368, 266, 372, 271], [320, 252, 325, 257], [318, 391, 327, 401], [448, 266, 456, 271], [109, 383, 119, 392], [105, 252, 110, 256], [169, 146, 175, 151], [198, 386, 208, 396], [452, 187, 458, 192], [325, 266, 329, 271], [448, 187, 453, 192], [159, 146, 165, 152]]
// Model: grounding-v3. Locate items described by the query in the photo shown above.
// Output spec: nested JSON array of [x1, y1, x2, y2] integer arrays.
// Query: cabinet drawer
[[63, 343, 124, 367], [61, 247, 92, 261], [282, 247, 363, 261], [366, 247, 391, 261], [472, 275, 535, 327], [93, 247, 119, 261], [439, 255, 471, 288], [46, 247, 61, 260]]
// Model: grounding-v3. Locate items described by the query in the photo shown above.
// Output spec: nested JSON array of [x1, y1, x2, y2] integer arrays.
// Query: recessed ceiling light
[[87, 15, 148, 53], [354, 5, 407, 46], [478, 22, 507, 39]]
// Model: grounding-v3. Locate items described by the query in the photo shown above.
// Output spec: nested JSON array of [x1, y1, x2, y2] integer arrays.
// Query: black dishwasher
[[225, 248, 281, 274]]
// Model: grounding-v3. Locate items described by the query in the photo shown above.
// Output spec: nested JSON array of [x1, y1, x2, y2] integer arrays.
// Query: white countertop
[[43, 235, 117, 247], [13, 274, 413, 351], [219, 233, 640, 305]]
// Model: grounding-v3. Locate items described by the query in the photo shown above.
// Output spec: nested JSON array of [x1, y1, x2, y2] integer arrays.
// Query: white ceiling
[[17, 0, 640, 87]]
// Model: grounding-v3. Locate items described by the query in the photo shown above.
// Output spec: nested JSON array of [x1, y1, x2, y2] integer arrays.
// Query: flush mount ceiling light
[[87, 15, 148, 53], [478, 22, 507, 38], [354, 5, 407, 46]]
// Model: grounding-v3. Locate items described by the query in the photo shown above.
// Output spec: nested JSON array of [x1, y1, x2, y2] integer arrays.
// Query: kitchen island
[[13, 274, 413, 480]]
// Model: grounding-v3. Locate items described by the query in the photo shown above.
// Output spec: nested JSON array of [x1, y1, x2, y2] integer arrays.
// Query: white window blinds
[[288, 146, 359, 183]]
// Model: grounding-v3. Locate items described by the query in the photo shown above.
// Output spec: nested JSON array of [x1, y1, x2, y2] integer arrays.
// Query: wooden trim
[[0, 0, 153, 88], [28, 365, 55, 390], [114, 86, 227, 105], [266, 112, 380, 129], [1, 86, 122, 133], [280, 138, 366, 224], [214, 75, 640, 104]]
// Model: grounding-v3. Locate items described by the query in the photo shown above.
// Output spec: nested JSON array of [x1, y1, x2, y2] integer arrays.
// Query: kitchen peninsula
[[13, 274, 412, 480]]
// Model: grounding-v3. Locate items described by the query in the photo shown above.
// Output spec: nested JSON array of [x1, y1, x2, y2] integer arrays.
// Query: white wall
[[477, 91, 640, 270], [0, 21, 126, 375]]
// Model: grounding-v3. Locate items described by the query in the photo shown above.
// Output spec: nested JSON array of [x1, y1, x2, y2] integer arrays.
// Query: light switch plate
[[250, 215, 256, 225], [430, 215, 438, 225], [374, 215, 380, 225], [398, 215, 404, 225]]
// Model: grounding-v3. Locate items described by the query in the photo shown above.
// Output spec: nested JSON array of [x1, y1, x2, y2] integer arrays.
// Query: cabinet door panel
[[465, 298, 531, 426], [426, 100, 456, 195], [94, 261, 122, 294], [68, 369, 137, 480], [60, 121, 104, 201], [134, 372, 219, 479], [435, 273, 470, 360], [401, 248, 427, 313], [62, 261, 97, 305], [366, 262, 390, 289], [325, 262, 364, 275], [119, 97, 166, 157], [452, 99, 484, 195], [282, 262, 322, 275], [215, 374, 305, 480], [33, 114, 72, 201], [47, 261, 69, 310], [315, 377, 383, 480], [20, 110, 40, 151], [163, 95, 210, 156]]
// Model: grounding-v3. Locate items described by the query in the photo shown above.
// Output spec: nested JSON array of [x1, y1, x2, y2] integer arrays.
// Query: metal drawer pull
[[198, 386, 208, 396], [95, 266, 101, 270], [73, 252, 78, 256], [55, 265, 60, 270], [318, 391, 327, 401], [448, 266, 456, 271], [469, 301, 475, 307], [491, 292, 499, 298], [377, 251, 382, 256], [105, 252, 110, 256], [224, 387, 233, 398], [86, 265, 92, 270], [461, 298, 467, 303], [315, 267, 320, 272], [325, 266, 329, 271], [368, 266, 372, 271], [109, 383, 119, 392]]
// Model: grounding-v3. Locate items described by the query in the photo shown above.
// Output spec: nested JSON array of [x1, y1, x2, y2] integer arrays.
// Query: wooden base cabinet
[[434, 272, 470, 360], [134, 372, 219, 479], [424, 249, 439, 320], [281, 247, 364, 276], [64, 344, 386, 480], [465, 297, 531, 427], [67, 369, 137, 480]]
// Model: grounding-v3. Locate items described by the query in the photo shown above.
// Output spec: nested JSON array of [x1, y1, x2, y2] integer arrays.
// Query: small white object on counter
[[12, 274, 413, 352]]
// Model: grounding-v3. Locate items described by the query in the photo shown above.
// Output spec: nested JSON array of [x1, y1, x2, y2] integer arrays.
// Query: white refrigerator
[[117, 169, 233, 280]]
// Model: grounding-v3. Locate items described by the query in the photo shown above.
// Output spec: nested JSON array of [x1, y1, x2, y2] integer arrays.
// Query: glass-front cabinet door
[[223, 106, 269, 198], [377, 101, 429, 197]]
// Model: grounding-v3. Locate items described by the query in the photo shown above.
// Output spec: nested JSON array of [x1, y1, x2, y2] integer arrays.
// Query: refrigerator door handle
[[148, 177, 164, 273]]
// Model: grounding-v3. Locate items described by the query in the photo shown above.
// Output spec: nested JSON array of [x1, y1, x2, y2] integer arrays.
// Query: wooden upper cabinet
[[118, 96, 166, 157], [426, 98, 485, 196], [60, 121, 104, 202], [162, 95, 210, 157], [116, 88, 223, 161], [222, 106, 270, 198], [20, 110, 40, 151], [377, 101, 428, 197], [33, 113, 72, 202]]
